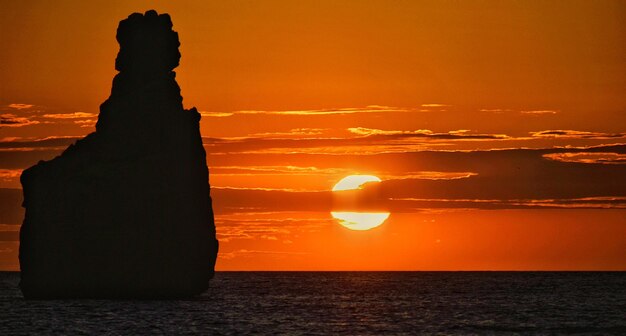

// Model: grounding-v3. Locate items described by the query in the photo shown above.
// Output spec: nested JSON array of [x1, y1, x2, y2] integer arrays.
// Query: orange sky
[[1, 1, 625, 270]]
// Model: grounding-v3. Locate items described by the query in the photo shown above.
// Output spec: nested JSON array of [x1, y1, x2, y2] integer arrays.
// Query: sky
[[0, 0, 625, 270]]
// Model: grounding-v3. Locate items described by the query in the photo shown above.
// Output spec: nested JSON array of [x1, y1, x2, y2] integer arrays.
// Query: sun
[[331, 175, 390, 231]]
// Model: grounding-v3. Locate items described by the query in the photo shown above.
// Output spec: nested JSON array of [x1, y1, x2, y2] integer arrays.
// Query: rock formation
[[19, 10, 218, 299]]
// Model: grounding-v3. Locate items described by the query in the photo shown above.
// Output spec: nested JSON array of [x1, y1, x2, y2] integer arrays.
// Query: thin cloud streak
[[245, 128, 330, 138], [200, 105, 415, 117], [478, 108, 557, 115], [41, 112, 97, 119], [531, 130, 626, 139], [211, 166, 474, 180], [389, 197, 626, 210], [479, 108, 514, 113], [347, 127, 510, 139], [218, 249, 310, 260], [215, 213, 331, 242], [0, 129, 623, 156], [0, 114, 40, 128], [0, 169, 22, 180], [7, 104, 34, 110], [544, 152, 626, 165], [421, 103, 450, 107], [201, 129, 515, 155], [521, 110, 559, 115]]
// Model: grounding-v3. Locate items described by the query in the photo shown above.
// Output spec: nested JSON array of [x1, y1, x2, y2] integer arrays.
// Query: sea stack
[[19, 10, 218, 299]]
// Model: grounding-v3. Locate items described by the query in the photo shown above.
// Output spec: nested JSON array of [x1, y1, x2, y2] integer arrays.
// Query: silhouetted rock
[[19, 10, 218, 299]]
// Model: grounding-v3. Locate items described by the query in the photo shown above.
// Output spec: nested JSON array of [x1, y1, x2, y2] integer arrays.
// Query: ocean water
[[1, 272, 625, 335]]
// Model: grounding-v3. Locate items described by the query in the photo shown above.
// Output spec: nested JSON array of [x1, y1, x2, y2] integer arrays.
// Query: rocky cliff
[[19, 10, 218, 299]]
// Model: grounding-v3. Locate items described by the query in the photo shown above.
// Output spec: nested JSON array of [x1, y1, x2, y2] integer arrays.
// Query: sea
[[1, 271, 625, 335]]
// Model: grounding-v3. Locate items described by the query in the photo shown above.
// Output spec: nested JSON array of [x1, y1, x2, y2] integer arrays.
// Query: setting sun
[[331, 175, 390, 230]]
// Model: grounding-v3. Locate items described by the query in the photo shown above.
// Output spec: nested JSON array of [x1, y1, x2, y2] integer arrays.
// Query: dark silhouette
[[19, 10, 218, 299]]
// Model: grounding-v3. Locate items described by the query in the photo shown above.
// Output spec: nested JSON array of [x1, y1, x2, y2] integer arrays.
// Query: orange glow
[[0, 1, 625, 271]]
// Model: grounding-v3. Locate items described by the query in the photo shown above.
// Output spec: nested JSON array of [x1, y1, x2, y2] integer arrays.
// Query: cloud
[[209, 165, 477, 191], [0, 107, 98, 128], [388, 197, 626, 210], [210, 143, 626, 211], [478, 109, 557, 115], [347, 127, 433, 136], [73, 119, 97, 128], [530, 130, 626, 139], [1, 141, 625, 221], [199, 105, 414, 117], [2, 125, 621, 159], [218, 249, 309, 260], [38, 112, 97, 127], [0, 169, 22, 180], [479, 109, 514, 113], [0, 114, 40, 127], [211, 166, 475, 181], [204, 144, 626, 210], [346, 127, 510, 140], [212, 188, 333, 213], [0, 139, 624, 213], [520, 110, 558, 115], [215, 213, 331, 242], [389, 171, 477, 180], [212, 165, 350, 176], [246, 128, 330, 138], [41, 112, 97, 119], [202, 136, 401, 155], [512, 197, 626, 209], [378, 146, 626, 201], [7, 104, 34, 110], [197, 130, 625, 154], [421, 103, 450, 107], [200, 111, 235, 117], [543, 152, 626, 165], [203, 142, 625, 177], [448, 130, 472, 135], [209, 163, 478, 193], [0, 169, 22, 188]]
